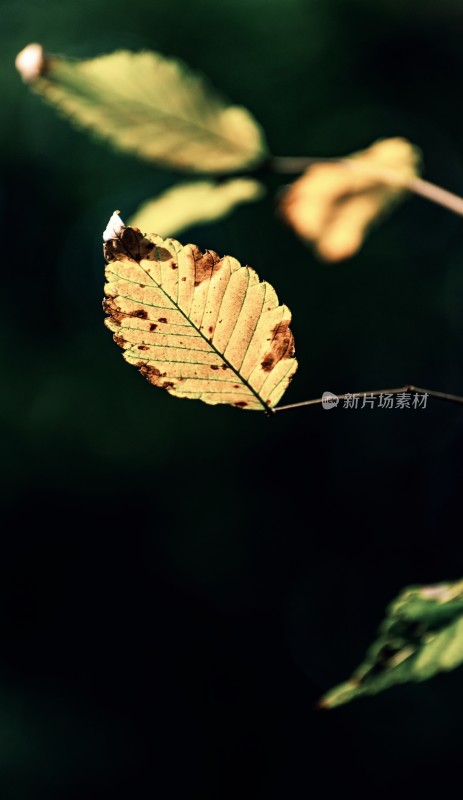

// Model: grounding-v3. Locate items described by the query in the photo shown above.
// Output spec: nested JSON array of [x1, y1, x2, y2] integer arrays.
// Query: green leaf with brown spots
[[320, 578, 463, 709], [16, 44, 268, 174], [128, 179, 265, 238], [103, 213, 297, 410]]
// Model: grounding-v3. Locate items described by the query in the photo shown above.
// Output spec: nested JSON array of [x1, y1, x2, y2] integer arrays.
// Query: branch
[[270, 156, 463, 218], [270, 156, 338, 173], [407, 177, 463, 218], [275, 385, 463, 413]]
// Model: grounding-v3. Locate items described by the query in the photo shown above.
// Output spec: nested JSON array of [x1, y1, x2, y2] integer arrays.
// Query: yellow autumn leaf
[[128, 179, 265, 238], [281, 138, 422, 262], [103, 213, 297, 410], [16, 44, 267, 174]]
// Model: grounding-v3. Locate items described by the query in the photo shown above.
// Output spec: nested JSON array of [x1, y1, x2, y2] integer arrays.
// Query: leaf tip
[[103, 211, 125, 242], [15, 43, 47, 82], [317, 679, 363, 710]]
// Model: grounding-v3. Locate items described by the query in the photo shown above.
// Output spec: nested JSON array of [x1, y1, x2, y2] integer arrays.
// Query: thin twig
[[275, 385, 463, 413], [407, 177, 463, 218], [270, 156, 338, 173]]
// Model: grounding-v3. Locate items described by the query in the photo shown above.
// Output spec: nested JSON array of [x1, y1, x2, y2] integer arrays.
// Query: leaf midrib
[[45, 60, 264, 162], [112, 236, 269, 411]]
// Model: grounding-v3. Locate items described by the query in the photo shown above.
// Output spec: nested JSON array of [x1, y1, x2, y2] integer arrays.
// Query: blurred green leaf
[[320, 578, 463, 708], [128, 178, 265, 237], [16, 44, 268, 173]]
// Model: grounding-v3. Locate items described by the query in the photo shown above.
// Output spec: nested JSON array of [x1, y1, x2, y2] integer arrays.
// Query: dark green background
[[2, 0, 463, 796]]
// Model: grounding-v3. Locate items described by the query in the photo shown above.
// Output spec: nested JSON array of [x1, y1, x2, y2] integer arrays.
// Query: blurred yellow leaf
[[128, 179, 265, 238], [16, 44, 267, 174], [280, 138, 422, 262], [103, 213, 297, 410]]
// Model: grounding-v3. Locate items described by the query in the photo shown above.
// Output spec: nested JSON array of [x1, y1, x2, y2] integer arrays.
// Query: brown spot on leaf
[[123, 228, 155, 261], [261, 354, 274, 371], [163, 381, 175, 389], [112, 311, 127, 325], [154, 245, 174, 262], [113, 333, 126, 348], [170, 261, 178, 270], [149, 323, 158, 332], [138, 364, 166, 386], [208, 326, 214, 334], [234, 401, 248, 408], [261, 320, 295, 372], [102, 297, 128, 325], [133, 309, 148, 319], [221, 365, 228, 371], [158, 317, 168, 324], [190, 245, 223, 286], [210, 365, 219, 370], [181, 276, 187, 281], [138, 345, 149, 350], [104, 227, 155, 263], [103, 241, 119, 264], [104, 225, 173, 264], [102, 296, 114, 311]]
